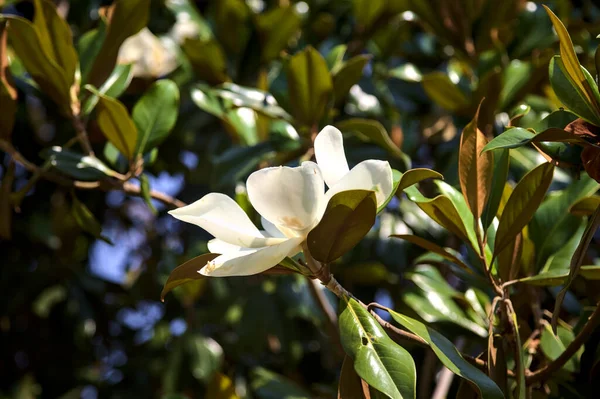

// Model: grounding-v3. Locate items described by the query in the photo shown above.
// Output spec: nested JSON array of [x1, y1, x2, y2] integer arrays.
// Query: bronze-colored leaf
[[565, 118, 600, 139], [582, 145, 600, 183], [161, 253, 219, 301], [459, 106, 493, 221]]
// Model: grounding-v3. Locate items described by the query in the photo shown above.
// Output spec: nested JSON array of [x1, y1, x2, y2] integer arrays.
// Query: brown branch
[[305, 277, 344, 359], [0, 139, 185, 209], [526, 302, 600, 385], [71, 114, 95, 156]]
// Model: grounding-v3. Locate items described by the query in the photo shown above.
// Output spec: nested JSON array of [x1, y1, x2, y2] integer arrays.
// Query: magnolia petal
[[261, 216, 287, 238], [199, 237, 304, 276], [247, 162, 325, 233], [207, 238, 243, 254], [326, 160, 393, 207], [314, 125, 350, 188], [169, 193, 278, 247]]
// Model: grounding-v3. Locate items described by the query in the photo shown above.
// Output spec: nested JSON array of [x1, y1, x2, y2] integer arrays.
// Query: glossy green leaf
[[339, 297, 416, 399], [332, 55, 371, 104], [42, 147, 116, 181], [32, 0, 77, 88], [336, 119, 405, 161], [494, 162, 554, 257], [72, 195, 111, 244], [385, 310, 504, 399], [483, 126, 585, 153], [3, 15, 71, 113], [86, 0, 150, 87], [513, 265, 600, 286], [307, 190, 376, 263], [286, 47, 333, 126], [250, 367, 312, 399], [397, 168, 443, 193], [77, 20, 106, 81], [552, 205, 600, 331], [161, 253, 218, 301], [544, 5, 600, 116], [530, 176, 600, 269], [255, 5, 301, 63], [422, 72, 470, 111], [392, 235, 471, 272], [82, 63, 133, 115], [213, 83, 292, 121], [405, 186, 471, 245], [549, 56, 600, 126], [482, 149, 510, 230], [570, 195, 600, 216], [133, 79, 179, 155], [539, 322, 578, 372], [86, 85, 138, 160], [325, 44, 346, 72]]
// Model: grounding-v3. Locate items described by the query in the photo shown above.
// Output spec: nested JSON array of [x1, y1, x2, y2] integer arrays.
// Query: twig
[[71, 114, 94, 156], [526, 302, 600, 385], [305, 277, 344, 358], [0, 139, 185, 209]]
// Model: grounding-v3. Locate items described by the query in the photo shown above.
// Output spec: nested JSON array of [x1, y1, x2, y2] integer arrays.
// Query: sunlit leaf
[[82, 63, 133, 115], [459, 107, 493, 220], [339, 297, 416, 399], [385, 310, 504, 399], [133, 79, 179, 155], [332, 55, 371, 104], [206, 373, 240, 399], [481, 149, 509, 230], [161, 253, 219, 301], [422, 72, 470, 112], [86, 85, 138, 160], [494, 162, 554, 257], [336, 119, 406, 161]]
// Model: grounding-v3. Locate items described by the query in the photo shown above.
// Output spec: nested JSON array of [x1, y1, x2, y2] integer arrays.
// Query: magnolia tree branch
[[526, 302, 600, 385]]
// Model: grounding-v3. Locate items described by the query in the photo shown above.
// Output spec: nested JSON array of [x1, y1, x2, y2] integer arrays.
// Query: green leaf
[[133, 79, 179, 155], [544, 5, 600, 116], [499, 60, 533, 109], [385, 310, 504, 399], [391, 235, 471, 273], [421, 72, 470, 112], [77, 20, 106, 81], [82, 63, 133, 115], [530, 175, 600, 269], [31, 0, 77, 88], [388, 64, 422, 82], [552, 205, 600, 331], [405, 186, 471, 245], [338, 297, 416, 399], [539, 322, 578, 373], [3, 15, 71, 113], [213, 83, 292, 121], [549, 56, 600, 126], [482, 149, 510, 230], [86, 85, 138, 160], [86, 0, 150, 87], [325, 44, 346, 72], [72, 195, 111, 244], [336, 119, 406, 161], [482, 126, 585, 153], [187, 335, 224, 383], [255, 5, 301, 63], [286, 47, 333, 126], [211, 142, 274, 189], [161, 253, 218, 301], [513, 265, 600, 286], [352, 0, 386, 31], [307, 190, 376, 263], [42, 147, 116, 181], [140, 174, 156, 214], [250, 367, 311, 399], [494, 162, 554, 257], [332, 55, 371, 104], [397, 168, 443, 193], [182, 38, 230, 84]]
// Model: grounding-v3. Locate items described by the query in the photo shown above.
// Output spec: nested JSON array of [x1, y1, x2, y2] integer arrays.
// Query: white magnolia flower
[[169, 125, 393, 277]]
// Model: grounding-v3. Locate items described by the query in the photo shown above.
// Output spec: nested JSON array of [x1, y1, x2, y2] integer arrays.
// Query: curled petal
[[326, 160, 393, 207], [247, 162, 325, 234], [199, 237, 304, 276], [169, 193, 278, 247], [314, 125, 350, 188]]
